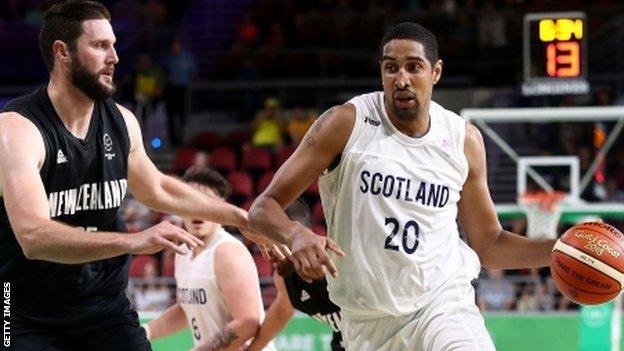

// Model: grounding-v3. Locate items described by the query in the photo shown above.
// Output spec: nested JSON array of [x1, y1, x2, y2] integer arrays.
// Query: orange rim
[[519, 191, 566, 212]]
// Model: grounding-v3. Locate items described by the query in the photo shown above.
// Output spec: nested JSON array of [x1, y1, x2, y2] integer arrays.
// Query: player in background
[[143, 167, 276, 351], [0, 1, 271, 350], [249, 22, 557, 350], [245, 198, 344, 351]]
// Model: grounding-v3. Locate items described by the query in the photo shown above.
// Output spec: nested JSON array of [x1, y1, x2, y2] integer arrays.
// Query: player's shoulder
[[0, 111, 42, 139], [464, 123, 484, 146], [214, 233, 250, 258], [312, 103, 356, 137], [114, 102, 138, 127], [321, 103, 356, 123], [213, 235, 256, 275]]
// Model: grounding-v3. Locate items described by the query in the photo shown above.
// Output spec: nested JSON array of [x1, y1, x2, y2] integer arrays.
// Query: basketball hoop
[[518, 191, 566, 239]]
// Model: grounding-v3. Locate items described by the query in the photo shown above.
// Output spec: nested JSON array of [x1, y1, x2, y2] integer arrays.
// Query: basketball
[[551, 221, 624, 305]]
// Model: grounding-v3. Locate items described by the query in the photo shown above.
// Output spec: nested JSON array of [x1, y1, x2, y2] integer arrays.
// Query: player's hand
[[290, 226, 345, 283], [125, 221, 203, 255]]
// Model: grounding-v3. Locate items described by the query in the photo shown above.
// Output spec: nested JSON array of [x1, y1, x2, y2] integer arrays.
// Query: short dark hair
[[182, 166, 232, 199], [379, 22, 439, 66], [39, 0, 111, 71]]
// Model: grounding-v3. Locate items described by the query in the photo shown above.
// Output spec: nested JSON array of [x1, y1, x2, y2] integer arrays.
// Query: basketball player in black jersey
[[0, 1, 273, 350], [246, 199, 344, 351]]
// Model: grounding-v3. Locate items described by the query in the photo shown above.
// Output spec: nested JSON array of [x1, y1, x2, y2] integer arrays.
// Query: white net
[[519, 192, 565, 239]]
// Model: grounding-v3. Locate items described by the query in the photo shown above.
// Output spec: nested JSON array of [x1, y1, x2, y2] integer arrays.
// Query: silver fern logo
[[103, 133, 113, 152]]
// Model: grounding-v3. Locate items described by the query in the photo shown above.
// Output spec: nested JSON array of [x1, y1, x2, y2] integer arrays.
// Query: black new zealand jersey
[[283, 274, 344, 351], [0, 86, 131, 326]]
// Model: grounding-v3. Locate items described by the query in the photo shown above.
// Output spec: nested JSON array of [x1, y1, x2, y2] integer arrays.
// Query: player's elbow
[[478, 253, 496, 269], [473, 242, 501, 269], [14, 225, 44, 260], [468, 227, 505, 269]]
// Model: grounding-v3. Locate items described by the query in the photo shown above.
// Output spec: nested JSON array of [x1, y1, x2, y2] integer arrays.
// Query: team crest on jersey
[[103, 133, 115, 160], [56, 149, 68, 164], [301, 289, 310, 302]]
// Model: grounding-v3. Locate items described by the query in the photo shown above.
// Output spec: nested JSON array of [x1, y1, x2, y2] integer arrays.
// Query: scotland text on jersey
[[359, 169, 450, 208], [48, 179, 128, 218]]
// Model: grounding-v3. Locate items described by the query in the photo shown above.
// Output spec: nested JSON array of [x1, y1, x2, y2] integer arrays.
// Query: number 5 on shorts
[[384, 217, 420, 254]]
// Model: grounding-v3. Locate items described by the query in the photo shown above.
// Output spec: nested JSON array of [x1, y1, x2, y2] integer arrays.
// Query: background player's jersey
[[318, 91, 481, 319], [283, 274, 344, 350], [0, 85, 131, 325], [174, 229, 276, 350]]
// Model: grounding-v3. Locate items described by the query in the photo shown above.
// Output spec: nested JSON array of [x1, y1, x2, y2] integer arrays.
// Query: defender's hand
[[126, 221, 203, 255], [290, 227, 345, 283]]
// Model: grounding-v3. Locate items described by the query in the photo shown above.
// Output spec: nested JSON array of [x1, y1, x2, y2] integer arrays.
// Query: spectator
[[477, 269, 516, 311], [134, 261, 173, 312], [605, 177, 624, 202], [287, 108, 316, 145], [477, 0, 507, 48], [536, 281, 555, 311], [252, 97, 284, 149], [122, 197, 153, 232], [164, 39, 197, 146], [516, 283, 538, 312], [133, 53, 165, 130], [237, 12, 260, 46]]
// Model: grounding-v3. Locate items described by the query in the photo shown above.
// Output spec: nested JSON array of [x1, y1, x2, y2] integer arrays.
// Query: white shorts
[[341, 275, 495, 351]]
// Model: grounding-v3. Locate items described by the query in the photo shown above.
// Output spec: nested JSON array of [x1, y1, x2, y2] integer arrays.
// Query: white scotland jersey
[[318, 91, 481, 319], [174, 229, 276, 350]]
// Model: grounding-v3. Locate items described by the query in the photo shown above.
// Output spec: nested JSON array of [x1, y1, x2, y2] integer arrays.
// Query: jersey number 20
[[384, 217, 419, 254]]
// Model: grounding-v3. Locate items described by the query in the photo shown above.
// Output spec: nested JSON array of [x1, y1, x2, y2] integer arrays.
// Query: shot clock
[[522, 12, 589, 96]]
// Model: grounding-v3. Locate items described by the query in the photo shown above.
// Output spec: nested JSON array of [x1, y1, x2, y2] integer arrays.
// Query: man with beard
[[0, 1, 268, 350], [249, 22, 557, 350]]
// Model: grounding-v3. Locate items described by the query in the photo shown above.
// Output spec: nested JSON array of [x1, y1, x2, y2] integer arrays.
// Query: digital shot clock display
[[522, 12, 589, 96]]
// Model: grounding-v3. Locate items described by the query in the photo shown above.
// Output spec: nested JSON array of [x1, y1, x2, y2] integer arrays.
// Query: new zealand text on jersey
[[48, 179, 128, 218], [359, 170, 450, 208]]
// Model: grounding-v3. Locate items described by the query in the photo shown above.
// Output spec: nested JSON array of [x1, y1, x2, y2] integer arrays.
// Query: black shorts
[[6, 305, 151, 351]]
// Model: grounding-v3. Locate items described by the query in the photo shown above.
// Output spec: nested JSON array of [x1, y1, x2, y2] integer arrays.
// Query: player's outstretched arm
[[117, 104, 249, 231], [0, 113, 202, 263], [458, 123, 556, 269], [245, 271, 296, 351], [194, 242, 264, 351], [142, 303, 188, 341], [248, 105, 352, 282]]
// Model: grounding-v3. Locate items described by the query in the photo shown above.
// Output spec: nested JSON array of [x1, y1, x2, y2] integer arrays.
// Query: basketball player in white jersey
[[249, 22, 558, 350], [142, 167, 276, 351]]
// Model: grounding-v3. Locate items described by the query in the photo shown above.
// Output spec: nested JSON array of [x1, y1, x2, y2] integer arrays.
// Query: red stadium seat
[[252, 252, 274, 278], [161, 251, 175, 277], [209, 147, 237, 173], [306, 180, 319, 196], [241, 147, 273, 177], [255, 171, 275, 195], [312, 223, 327, 236], [227, 171, 254, 205], [173, 147, 198, 173], [240, 197, 254, 211], [189, 131, 221, 150], [223, 131, 252, 148], [129, 255, 159, 278], [274, 144, 296, 166]]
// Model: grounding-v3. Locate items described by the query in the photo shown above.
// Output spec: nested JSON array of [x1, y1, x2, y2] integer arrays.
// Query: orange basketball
[[550, 221, 624, 305]]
